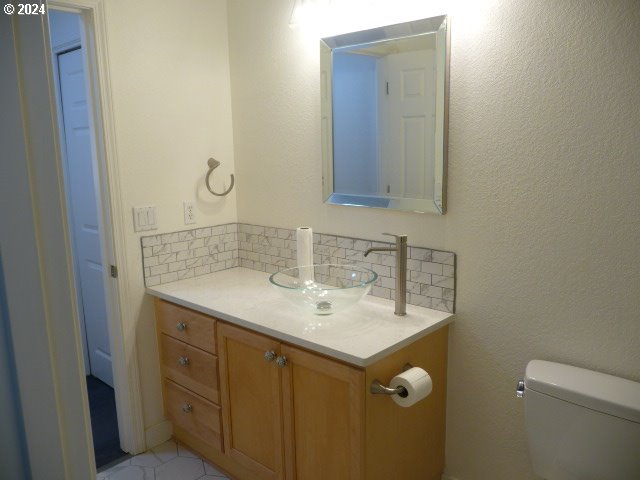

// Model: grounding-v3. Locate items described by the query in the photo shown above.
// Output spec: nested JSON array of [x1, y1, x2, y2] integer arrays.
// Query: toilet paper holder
[[370, 363, 413, 397]]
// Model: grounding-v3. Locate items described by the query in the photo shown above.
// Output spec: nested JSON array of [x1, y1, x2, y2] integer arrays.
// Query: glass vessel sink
[[269, 264, 378, 315]]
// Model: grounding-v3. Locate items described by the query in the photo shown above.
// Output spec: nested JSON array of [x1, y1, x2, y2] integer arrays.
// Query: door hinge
[[386, 81, 389, 95], [110, 265, 118, 278]]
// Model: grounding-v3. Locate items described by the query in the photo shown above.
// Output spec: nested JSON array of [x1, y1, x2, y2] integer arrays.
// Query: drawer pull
[[276, 355, 288, 368], [182, 403, 193, 413], [176, 322, 187, 331], [264, 350, 276, 362], [178, 356, 190, 366]]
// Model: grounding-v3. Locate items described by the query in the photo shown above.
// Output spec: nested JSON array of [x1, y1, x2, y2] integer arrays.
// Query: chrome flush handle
[[516, 380, 525, 398]]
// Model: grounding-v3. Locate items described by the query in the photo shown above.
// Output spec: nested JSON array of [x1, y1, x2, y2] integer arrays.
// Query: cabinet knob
[[182, 403, 192, 413], [178, 356, 190, 366], [264, 350, 277, 362], [276, 355, 288, 368], [176, 322, 187, 332]]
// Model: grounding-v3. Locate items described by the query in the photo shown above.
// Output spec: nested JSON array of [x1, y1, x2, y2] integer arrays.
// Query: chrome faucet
[[364, 233, 407, 316]]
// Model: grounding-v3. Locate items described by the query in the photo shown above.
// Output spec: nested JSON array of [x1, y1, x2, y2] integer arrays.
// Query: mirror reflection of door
[[331, 34, 437, 200], [380, 48, 435, 199], [321, 16, 449, 214]]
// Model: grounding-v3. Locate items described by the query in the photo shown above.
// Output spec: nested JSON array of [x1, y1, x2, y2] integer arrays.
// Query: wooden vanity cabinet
[[279, 343, 364, 480], [217, 323, 364, 480], [217, 323, 286, 480], [156, 299, 448, 480]]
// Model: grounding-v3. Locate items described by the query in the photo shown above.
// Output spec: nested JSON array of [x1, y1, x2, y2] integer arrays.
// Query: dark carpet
[[86, 375, 126, 468]]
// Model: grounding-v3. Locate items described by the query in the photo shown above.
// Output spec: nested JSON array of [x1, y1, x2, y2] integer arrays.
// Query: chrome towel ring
[[205, 157, 235, 196]]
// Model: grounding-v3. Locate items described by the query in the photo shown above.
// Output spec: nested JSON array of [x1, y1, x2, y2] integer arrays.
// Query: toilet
[[519, 360, 640, 480]]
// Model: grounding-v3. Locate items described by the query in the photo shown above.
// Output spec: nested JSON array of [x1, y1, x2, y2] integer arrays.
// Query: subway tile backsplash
[[141, 223, 456, 313], [141, 223, 239, 287]]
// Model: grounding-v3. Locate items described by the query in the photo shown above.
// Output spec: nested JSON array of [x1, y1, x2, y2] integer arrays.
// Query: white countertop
[[146, 267, 453, 367]]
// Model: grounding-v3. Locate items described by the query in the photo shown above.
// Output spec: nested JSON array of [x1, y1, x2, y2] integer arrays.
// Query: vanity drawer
[[155, 299, 217, 354], [164, 378, 223, 453], [160, 333, 219, 403]]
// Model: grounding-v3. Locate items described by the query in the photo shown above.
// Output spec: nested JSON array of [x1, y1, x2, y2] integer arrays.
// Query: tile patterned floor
[[97, 440, 230, 480]]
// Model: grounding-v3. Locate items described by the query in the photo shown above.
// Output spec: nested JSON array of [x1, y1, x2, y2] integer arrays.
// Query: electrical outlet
[[183, 201, 196, 225]]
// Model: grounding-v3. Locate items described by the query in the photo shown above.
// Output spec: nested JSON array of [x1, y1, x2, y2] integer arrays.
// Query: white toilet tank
[[522, 360, 640, 480]]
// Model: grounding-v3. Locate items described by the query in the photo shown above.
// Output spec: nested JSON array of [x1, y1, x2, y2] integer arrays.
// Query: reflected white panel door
[[380, 49, 436, 198], [57, 48, 112, 387]]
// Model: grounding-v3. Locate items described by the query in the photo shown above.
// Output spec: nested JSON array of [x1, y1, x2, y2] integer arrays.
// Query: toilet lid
[[525, 360, 640, 423]]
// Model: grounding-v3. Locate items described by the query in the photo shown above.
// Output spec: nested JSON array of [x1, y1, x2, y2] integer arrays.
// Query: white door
[[379, 49, 436, 199], [57, 48, 113, 387]]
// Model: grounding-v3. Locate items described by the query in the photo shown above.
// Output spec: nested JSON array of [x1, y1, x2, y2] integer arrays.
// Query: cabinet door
[[218, 323, 285, 480], [281, 345, 365, 480]]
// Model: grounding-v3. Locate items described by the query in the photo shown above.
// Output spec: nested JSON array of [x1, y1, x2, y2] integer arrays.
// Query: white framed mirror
[[321, 15, 449, 214]]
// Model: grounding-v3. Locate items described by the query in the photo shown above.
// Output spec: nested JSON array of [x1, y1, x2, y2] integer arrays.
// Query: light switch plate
[[133, 206, 157, 232]]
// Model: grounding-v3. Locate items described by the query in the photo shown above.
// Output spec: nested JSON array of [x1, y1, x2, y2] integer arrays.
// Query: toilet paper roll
[[389, 367, 432, 408], [296, 227, 314, 283]]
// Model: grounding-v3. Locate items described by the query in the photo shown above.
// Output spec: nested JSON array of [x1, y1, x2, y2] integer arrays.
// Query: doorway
[[48, 9, 125, 469]]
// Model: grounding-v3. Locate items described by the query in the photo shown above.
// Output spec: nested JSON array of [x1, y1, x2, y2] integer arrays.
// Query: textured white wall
[[102, 0, 237, 437], [228, 1, 640, 478]]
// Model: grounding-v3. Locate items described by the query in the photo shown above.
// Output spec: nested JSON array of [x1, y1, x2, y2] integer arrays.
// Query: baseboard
[[144, 420, 173, 449]]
